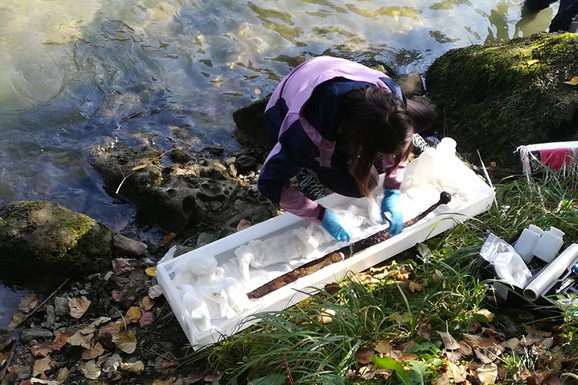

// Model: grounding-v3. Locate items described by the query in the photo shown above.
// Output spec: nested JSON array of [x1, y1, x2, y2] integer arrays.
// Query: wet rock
[[426, 32, 578, 166], [196, 233, 217, 248], [232, 98, 275, 152], [54, 297, 69, 317], [17, 365, 32, 380], [397, 72, 425, 99], [45, 305, 56, 329], [20, 328, 53, 344], [114, 234, 148, 257], [235, 154, 258, 174], [0, 201, 114, 285]]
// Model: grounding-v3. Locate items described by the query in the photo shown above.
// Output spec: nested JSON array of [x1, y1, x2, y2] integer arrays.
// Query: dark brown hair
[[338, 87, 414, 197]]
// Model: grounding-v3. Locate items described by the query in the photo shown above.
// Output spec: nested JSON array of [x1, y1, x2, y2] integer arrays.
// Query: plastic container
[[513, 224, 543, 263], [534, 226, 565, 263]]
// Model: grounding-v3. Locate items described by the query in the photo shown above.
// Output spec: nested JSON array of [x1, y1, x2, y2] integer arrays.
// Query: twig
[[12, 278, 70, 328], [0, 343, 17, 380]]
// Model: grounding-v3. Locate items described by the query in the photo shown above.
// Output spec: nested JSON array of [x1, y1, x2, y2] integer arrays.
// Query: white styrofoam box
[[157, 175, 494, 349]]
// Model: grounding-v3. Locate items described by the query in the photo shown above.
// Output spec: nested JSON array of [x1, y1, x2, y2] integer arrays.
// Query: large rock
[[0, 201, 114, 284], [426, 32, 578, 166]]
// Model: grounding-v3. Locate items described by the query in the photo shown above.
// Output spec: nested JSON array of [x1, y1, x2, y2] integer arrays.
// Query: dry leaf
[[112, 329, 137, 354], [30, 344, 53, 358], [469, 320, 481, 333], [82, 343, 105, 360], [564, 76, 578, 85], [355, 347, 374, 365], [112, 258, 134, 275], [458, 340, 473, 356], [68, 330, 93, 349], [160, 356, 179, 369], [29, 379, 59, 385], [391, 269, 409, 281], [476, 363, 498, 385], [33, 356, 52, 377], [474, 349, 495, 364], [99, 321, 122, 336], [446, 350, 462, 362], [474, 309, 495, 323], [408, 281, 423, 293], [501, 337, 520, 350], [0, 352, 8, 366], [527, 59, 540, 66], [398, 353, 418, 361], [436, 331, 460, 350], [132, 164, 147, 171], [432, 371, 450, 385], [82, 360, 102, 380], [417, 320, 432, 341], [10, 312, 26, 327], [145, 266, 157, 277], [52, 332, 69, 350], [102, 353, 122, 373], [90, 317, 112, 327], [18, 294, 39, 313], [148, 285, 163, 299], [374, 339, 392, 354], [69, 297, 91, 319], [446, 361, 467, 383], [139, 311, 154, 328], [120, 361, 145, 374], [126, 306, 142, 323], [159, 232, 177, 247], [236, 219, 252, 232], [523, 325, 552, 337], [56, 368, 69, 383], [140, 296, 155, 311]]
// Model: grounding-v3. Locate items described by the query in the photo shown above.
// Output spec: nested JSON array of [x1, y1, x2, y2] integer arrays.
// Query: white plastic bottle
[[513, 224, 543, 263], [533, 226, 565, 263]]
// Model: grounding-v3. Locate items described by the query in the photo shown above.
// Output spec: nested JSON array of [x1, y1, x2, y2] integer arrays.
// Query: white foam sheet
[[157, 142, 495, 348]]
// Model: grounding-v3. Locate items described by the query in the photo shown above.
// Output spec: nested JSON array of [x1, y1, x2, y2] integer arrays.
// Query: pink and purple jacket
[[257, 56, 407, 225]]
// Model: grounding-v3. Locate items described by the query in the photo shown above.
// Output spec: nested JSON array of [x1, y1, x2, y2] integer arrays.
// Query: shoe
[[412, 133, 430, 155], [296, 170, 326, 200]]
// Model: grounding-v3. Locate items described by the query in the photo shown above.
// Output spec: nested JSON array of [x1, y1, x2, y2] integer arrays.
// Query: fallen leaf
[[474, 309, 495, 323], [523, 325, 552, 337], [391, 269, 409, 281], [68, 330, 93, 349], [33, 356, 52, 377], [112, 329, 137, 354], [69, 297, 91, 319], [9, 312, 26, 327], [149, 285, 163, 299], [132, 164, 147, 171], [140, 296, 155, 311], [446, 350, 462, 362], [102, 353, 122, 373], [120, 361, 145, 374], [527, 59, 540, 66], [30, 344, 53, 358], [29, 379, 59, 385], [408, 281, 423, 293], [398, 353, 418, 361], [139, 311, 154, 328], [501, 337, 520, 350], [374, 339, 392, 354], [432, 371, 450, 385], [236, 219, 252, 232], [99, 321, 122, 336], [474, 349, 495, 364], [18, 294, 39, 313], [82, 343, 105, 360], [52, 332, 69, 350], [145, 267, 157, 277], [564, 76, 578, 85], [90, 317, 112, 327], [203, 373, 222, 382], [56, 367, 69, 383], [355, 347, 374, 365], [476, 363, 498, 385], [159, 233, 177, 247], [160, 356, 179, 369], [446, 361, 467, 383], [112, 258, 134, 275], [469, 320, 481, 333], [458, 340, 473, 356], [417, 320, 431, 341], [0, 352, 8, 366], [482, 327, 504, 341], [126, 306, 142, 323], [436, 331, 460, 350], [82, 360, 102, 380]]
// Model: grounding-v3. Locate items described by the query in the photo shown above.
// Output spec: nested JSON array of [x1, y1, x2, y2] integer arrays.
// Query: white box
[[157, 170, 495, 348]]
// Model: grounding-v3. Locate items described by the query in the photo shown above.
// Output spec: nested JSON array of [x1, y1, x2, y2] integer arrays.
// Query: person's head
[[338, 87, 414, 197]]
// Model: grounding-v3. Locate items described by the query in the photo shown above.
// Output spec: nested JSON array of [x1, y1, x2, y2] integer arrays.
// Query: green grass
[[181, 165, 578, 384]]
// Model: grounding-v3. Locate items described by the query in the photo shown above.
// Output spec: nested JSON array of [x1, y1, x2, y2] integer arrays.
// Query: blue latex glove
[[321, 210, 352, 242], [381, 189, 403, 235]]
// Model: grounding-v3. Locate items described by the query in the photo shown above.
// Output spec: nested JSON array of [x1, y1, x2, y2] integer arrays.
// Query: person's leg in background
[[549, 0, 578, 31]]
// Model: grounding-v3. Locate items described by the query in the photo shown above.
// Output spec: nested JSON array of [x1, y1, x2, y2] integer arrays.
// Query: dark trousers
[[524, 0, 578, 31]]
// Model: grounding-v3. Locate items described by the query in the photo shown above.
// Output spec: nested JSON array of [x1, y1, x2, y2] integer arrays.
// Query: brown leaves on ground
[[18, 293, 39, 313], [68, 297, 91, 319]]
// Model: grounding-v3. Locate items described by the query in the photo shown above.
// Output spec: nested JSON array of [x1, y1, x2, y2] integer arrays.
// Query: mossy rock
[[0, 201, 114, 285], [426, 32, 578, 166]]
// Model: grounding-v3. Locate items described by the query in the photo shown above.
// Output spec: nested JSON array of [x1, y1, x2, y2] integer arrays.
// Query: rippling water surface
[[0, 0, 556, 326]]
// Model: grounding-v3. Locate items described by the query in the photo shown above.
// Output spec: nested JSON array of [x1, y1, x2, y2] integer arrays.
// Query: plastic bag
[[480, 233, 532, 288]]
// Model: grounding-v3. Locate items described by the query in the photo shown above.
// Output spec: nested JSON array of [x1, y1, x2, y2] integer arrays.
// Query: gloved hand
[[381, 189, 403, 235], [321, 210, 352, 242]]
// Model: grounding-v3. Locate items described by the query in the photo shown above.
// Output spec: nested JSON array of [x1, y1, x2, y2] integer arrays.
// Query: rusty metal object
[[247, 191, 451, 299]]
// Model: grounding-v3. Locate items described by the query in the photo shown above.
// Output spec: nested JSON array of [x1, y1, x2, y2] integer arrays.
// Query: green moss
[[49, 208, 94, 239], [0, 218, 6, 226]]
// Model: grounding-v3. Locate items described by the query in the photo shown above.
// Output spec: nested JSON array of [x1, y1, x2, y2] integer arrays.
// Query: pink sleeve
[[279, 185, 325, 225], [382, 154, 406, 190]]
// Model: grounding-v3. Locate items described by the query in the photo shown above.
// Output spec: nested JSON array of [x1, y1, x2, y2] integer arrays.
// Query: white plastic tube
[[523, 243, 578, 301]]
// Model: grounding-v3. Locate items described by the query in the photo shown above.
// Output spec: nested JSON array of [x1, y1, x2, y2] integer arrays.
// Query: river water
[[0, 0, 555, 327]]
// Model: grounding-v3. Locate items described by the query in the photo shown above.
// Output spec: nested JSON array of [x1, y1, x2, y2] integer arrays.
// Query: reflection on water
[[0, 284, 27, 329], [0, 0, 557, 231]]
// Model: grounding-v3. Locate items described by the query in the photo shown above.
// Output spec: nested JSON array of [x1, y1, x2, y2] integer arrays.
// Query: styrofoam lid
[[548, 226, 565, 238], [528, 224, 544, 235]]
